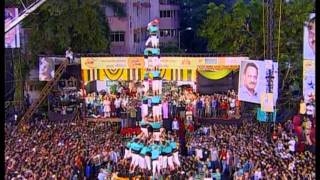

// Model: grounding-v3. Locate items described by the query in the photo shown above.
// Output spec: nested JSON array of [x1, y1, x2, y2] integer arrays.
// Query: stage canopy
[[80, 56, 248, 82]]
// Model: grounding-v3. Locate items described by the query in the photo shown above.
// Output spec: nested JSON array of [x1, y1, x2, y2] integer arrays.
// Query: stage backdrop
[[197, 70, 239, 94]]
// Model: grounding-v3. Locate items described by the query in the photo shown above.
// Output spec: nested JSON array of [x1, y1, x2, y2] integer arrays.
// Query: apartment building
[[105, 0, 180, 54]]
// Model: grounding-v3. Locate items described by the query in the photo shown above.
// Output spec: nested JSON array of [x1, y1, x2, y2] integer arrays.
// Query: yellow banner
[[128, 57, 144, 69], [81, 57, 128, 69], [261, 92, 274, 112], [197, 65, 239, 71], [160, 57, 204, 69], [81, 56, 248, 70]]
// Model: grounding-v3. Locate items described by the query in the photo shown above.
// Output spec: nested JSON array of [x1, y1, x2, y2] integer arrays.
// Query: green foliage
[[25, 0, 110, 56], [199, 0, 314, 110], [199, 0, 264, 57], [161, 42, 184, 53]]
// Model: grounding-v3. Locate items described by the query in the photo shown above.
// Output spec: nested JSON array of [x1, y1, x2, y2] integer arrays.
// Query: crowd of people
[[5, 80, 316, 179], [5, 110, 316, 179], [84, 81, 241, 124]]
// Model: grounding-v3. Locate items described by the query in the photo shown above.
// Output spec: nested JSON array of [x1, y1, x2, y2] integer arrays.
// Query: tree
[[161, 42, 184, 53], [4, 0, 124, 105], [179, 0, 238, 53], [26, 0, 110, 55], [199, 0, 314, 111]]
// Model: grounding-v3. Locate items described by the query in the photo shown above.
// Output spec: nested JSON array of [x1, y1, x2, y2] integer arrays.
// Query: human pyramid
[[123, 19, 181, 177]]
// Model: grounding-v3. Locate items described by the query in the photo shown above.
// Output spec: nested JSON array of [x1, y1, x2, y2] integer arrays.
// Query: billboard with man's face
[[5, 8, 20, 48], [238, 60, 278, 104], [238, 60, 265, 104], [39, 57, 55, 81]]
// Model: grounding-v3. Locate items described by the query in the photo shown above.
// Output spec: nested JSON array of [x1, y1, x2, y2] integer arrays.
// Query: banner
[[128, 57, 144, 68], [256, 108, 276, 122], [197, 65, 239, 71], [303, 13, 315, 103], [303, 13, 315, 60], [204, 57, 248, 65], [81, 57, 128, 69], [39, 57, 55, 81], [160, 57, 203, 69], [303, 60, 315, 103], [238, 60, 278, 104], [238, 60, 266, 103], [81, 56, 248, 70], [261, 92, 274, 112], [5, 8, 20, 48]]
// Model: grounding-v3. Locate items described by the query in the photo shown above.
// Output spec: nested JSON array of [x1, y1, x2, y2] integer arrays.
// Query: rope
[[277, 0, 282, 62]]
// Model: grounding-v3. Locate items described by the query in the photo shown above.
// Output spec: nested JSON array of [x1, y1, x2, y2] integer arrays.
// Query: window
[[160, 29, 177, 37], [111, 31, 125, 42], [160, 10, 174, 18], [166, 10, 171, 17], [160, 0, 178, 5]]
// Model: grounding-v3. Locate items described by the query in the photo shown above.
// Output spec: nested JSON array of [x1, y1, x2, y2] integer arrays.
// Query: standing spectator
[[103, 96, 111, 118], [299, 99, 306, 116], [196, 99, 203, 117], [205, 97, 211, 118], [306, 103, 314, 119], [211, 97, 217, 118], [288, 137, 296, 154], [114, 97, 121, 118], [172, 118, 179, 135], [65, 47, 74, 64]]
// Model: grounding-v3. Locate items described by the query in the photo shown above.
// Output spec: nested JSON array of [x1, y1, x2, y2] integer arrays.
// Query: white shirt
[[230, 99, 236, 108], [288, 162, 295, 171], [277, 143, 284, 151], [195, 148, 203, 159], [288, 139, 296, 152], [114, 99, 121, 108], [65, 50, 73, 59], [254, 171, 262, 180], [98, 171, 107, 180], [210, 149, 218, 161], [306, 105, 314, 115], [172, 120, 179, 130], [121, 98, 128, 107]]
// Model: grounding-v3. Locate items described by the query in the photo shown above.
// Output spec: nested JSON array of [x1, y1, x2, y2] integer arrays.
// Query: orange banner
[[128, 57, 144, 68]]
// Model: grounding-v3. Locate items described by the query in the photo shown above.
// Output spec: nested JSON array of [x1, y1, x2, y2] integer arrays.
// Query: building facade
[[105, 0, 180, 54]]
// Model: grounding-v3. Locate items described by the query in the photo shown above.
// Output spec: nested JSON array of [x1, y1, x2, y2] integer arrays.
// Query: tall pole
[[266, 0, 275, 133]]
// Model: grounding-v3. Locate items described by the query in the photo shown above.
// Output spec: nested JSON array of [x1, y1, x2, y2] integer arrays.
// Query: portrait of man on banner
[[238, 61, 263, 103], [303, 13, 315, 60]]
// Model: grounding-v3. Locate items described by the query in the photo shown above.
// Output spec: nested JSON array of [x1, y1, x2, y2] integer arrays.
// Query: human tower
[[123, 19, 180, 177]]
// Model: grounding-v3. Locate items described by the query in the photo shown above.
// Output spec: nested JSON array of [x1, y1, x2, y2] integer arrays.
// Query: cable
[[277, 0, 282, 62]]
